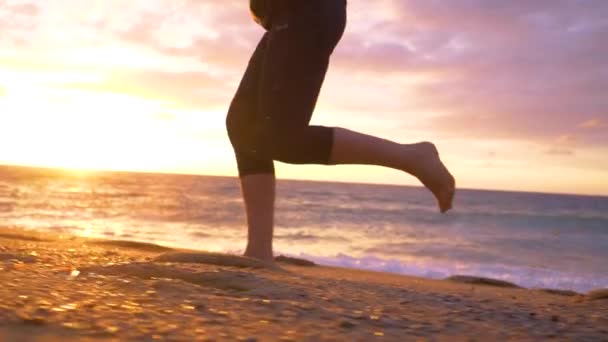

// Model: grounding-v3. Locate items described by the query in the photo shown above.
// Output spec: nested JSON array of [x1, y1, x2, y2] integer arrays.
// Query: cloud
[[350, 0, 608, 145], [7, 2, 39, 16], [544, 148, 574, 156], [0, 1, 39, 16], [541, 134, 578, 156], [579, 118, 607, 129], [0, 1, 40, 44], [334, 37, 417, 73], [555, 134, 578, 145], [114, 1, 257, 71], [58, 70, 230, 109]]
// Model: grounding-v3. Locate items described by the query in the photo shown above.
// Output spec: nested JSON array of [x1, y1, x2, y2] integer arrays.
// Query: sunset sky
[[0, 0, 607, 195]]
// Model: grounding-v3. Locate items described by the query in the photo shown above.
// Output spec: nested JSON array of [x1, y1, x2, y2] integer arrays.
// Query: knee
[[225, 99, 238, 131], [264, 128, 305, 162], [225, 110, 236, 139], [226, 103, 245, 147], [262, 125, 333, 165]]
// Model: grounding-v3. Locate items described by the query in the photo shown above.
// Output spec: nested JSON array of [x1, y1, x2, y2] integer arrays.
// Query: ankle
[[400, 142, 438, 172], [244, 244, 274, 262], [398, 143, 421, 173]]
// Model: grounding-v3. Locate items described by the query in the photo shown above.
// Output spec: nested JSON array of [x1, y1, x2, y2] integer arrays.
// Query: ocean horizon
[[1, 164, 607, 293]]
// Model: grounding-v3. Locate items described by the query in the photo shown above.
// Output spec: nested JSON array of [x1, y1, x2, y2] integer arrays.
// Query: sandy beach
[[0, 227, 606, 341]]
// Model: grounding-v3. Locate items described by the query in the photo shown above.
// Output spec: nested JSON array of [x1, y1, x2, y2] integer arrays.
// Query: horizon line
[[1, 162, 607, 199]]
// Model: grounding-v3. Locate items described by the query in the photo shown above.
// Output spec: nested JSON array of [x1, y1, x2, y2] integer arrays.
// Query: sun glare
[[0, 74, 221, 173]]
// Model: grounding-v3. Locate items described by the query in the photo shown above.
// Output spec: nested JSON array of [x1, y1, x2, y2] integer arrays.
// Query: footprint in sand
[[0, 252, 38, 264], [446, 275, 520, 288], [0, 231, 48, 242], [89, 240, 174, 253], [154, 252, 269, 269], [587, 288, 608, 301], [82, 262, 270, 292]]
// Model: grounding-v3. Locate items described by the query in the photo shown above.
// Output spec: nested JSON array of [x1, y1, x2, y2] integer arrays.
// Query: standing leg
[[226, 34, 277, 262], [241, 174, 275, 262]]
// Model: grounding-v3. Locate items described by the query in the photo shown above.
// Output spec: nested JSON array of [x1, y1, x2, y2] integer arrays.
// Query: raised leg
[[329, 127, 455, 213]]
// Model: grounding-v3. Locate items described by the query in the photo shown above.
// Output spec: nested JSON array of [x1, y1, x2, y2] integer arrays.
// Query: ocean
[[1, 164, 607, 292]]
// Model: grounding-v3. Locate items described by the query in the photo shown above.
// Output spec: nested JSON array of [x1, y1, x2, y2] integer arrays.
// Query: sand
[[0, 227, 607, 341]]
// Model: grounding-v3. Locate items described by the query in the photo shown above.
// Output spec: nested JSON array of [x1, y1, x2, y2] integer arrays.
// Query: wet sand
[[1, 227, 607, 341]]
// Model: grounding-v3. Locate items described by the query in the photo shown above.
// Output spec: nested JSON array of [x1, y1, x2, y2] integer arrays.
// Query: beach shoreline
[[1, 226, 607, 341]]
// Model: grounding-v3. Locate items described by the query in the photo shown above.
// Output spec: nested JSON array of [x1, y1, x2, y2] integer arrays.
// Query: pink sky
[[0, 0, 607, 195]]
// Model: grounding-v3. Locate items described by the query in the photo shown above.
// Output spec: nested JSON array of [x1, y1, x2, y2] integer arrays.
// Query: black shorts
[[226, 0, 347, 176]]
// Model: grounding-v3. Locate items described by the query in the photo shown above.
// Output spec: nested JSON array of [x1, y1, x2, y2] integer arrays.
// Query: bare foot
[[408, 142, 455, 213]]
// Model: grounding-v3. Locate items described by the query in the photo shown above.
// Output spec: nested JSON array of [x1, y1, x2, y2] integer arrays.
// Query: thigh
[[228, 33, 269, 131], [257, 10, 331, 133], [227, 33, 270, 153]]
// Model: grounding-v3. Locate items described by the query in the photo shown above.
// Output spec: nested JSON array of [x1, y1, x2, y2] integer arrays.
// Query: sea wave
[[293, 252, 608, 293]]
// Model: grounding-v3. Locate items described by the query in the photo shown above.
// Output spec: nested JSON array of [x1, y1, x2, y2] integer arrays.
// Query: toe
[[439, 188, 455, 213]]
